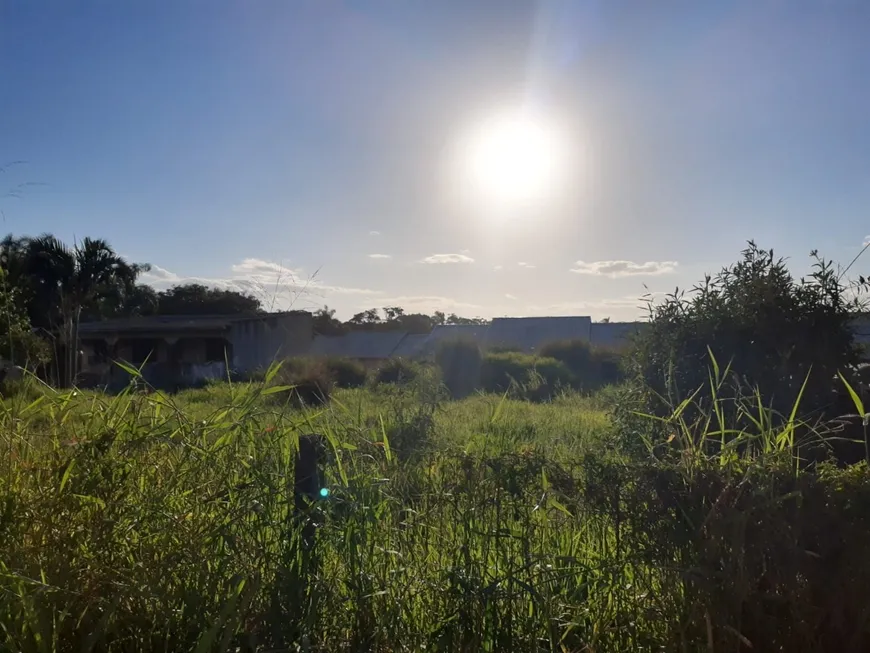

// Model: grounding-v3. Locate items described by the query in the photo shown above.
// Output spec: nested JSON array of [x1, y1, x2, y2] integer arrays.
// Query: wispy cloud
[[570, 259, 678, 277], [420, 253, 475, 264], [138, 264, 232, 290], [493, 265, 503, 271], [505, 293, 518, 300], [138, 264, 181, 285], [230, 258, 381, 296], [139, 258, 382, 313], [368, 253, 391, 259], [231, 258, 304, 281], [518, 262, 536, 269], [369, 230, 381, 236]]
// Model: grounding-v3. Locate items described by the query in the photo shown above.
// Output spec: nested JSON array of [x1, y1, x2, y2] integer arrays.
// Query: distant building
[[75, 311, 654, 389], [486, 316, 592, 352], [77, 311, 312, 389], [590, 321, 647, 350], [305, 316, 646, 365]]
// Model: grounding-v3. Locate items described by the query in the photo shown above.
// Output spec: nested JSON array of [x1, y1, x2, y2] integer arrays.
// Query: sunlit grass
[[1, 366, 869, 651]]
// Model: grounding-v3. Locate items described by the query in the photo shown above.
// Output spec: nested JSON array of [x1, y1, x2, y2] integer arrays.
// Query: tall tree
[[446, 313, 488, 326], [121, 284, 159, 317], [21, 234, 147, 383], [348, 308, 382, 327], [23, 235, 145, 328], [383, 306, 405, 321], [155, 283, 262, 315], [313, 305, 345, 335], [0, 267, 49, 368]]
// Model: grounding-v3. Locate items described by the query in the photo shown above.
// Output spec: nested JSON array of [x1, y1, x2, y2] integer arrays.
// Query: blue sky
[[2, 0, 870, 320]]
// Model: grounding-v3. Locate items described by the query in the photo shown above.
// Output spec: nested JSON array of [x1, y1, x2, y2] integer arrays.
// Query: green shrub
[[325, 357, 368, 388], [435, 338, 481, 398], [629, 242, 864, 425], [373, 358, 420, 385], [539, 339, 594, 375], [487, 343, 524, 354], [0, 375, 45, 402], [271, 359, 334, 406], [481, 351, 573, 400], [591, 347, 625, 386], [538, 339, 626, 391]]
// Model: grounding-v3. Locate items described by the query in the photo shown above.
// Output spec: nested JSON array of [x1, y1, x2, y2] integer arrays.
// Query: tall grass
[[1, 365, 870, 651]]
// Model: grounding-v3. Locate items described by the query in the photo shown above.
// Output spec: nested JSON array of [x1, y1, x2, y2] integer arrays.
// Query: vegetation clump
[[324, 357, 368, 388], [372, 357, 420, 385], [539, 338, 625, 390], [630, 242, 863, 419], [435, 338, 482, 398], [480, 351, 574, 400], [271, 358, 334, 406]]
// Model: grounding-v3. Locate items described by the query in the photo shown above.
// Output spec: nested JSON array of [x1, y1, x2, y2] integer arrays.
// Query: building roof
[[309, 331, 409, 359], [78, 311, 308, 336], [590, 321, 647, 349], [487, 316, 592, 352], [411, 324, 491, 357], [390, 333, 430, 358], [78, 315, 235, 335]]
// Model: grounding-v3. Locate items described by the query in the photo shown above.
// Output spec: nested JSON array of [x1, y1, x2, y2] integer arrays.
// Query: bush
[[373, 358, 420, 385], [0, 374, 45, 402], [435, 338, 481, 398], [480, 352, 573, 400], [592, 347, 625, 386], [580, 456, 870, 652], [538, 339, 626, 391], [271, 359, 334, 407], [324, 357, 368, 388], [629, 242, 865, 424], [538, 339, 594, 375], [487, 343, 524, 354]]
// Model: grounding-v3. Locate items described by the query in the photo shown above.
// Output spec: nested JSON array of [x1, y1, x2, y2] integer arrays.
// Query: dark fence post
[[271, 433, 325, 646], [294, 433, 324, 549]]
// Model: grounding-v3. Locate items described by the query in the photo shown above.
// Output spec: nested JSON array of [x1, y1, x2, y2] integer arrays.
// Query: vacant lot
[[2, 374, 870, 652]]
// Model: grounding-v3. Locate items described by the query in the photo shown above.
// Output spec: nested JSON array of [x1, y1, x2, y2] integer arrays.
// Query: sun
[[458, 109, 566, 209]]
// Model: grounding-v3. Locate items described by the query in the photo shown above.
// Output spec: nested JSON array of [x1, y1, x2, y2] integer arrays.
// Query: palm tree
[[23, 234, 149, 384]]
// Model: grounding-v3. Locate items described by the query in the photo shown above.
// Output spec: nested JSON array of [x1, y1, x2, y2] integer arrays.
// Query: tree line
[[0, 233, 487, 375], [312, 305, 487, 336]]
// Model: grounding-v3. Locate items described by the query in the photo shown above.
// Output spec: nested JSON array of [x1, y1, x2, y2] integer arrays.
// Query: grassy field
[[2, 372, 870, 652]]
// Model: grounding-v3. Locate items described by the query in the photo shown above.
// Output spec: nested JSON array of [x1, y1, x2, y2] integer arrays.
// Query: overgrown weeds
[[2, 363, 870, 652]]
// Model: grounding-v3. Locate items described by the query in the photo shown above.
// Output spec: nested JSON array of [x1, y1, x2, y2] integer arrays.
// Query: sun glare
[[458, 109, 566, 210]]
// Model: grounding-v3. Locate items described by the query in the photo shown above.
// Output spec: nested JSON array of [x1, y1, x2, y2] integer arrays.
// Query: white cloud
[[420, 253, 475, 264], [368, 253, 391, 259], [570, 259, 678, 277], [231, 258, 304, 281], [138, 264, 235, 291], [493, 265, 503, 271], [460, 249, 472, 255], [518, 262, 536, 269], [138, 264, 181, 285], [229, 259, 381, 296], [137, 258, 382, 313], [369, 230, 381, 236], [505, 293, 518, 300]]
